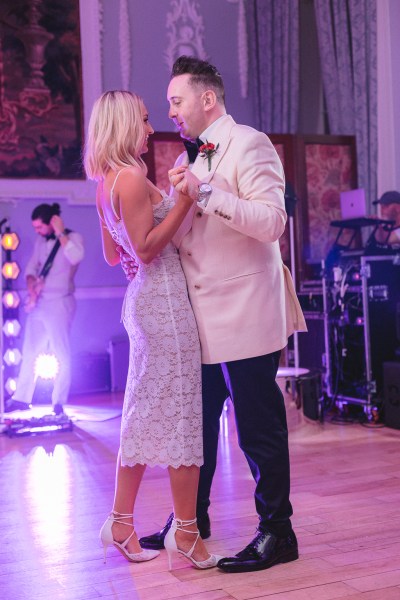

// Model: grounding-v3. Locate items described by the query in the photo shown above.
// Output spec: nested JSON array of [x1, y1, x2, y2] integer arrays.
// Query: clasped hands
[[119, 167, 200, 281], [117, 245, 138, 282], [168, 166, 199, 202]]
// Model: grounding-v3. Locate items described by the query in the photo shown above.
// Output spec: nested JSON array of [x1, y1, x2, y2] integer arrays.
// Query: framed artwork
[[270, 134, 357, 284], [144, 132, 183, 192], [298, 135, 357, 278], [0, 0, 101, 204]]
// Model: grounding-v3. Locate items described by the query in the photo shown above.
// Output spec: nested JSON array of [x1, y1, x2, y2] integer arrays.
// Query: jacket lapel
[[173, 115, 236, 246], [192, 115, 235, 183]]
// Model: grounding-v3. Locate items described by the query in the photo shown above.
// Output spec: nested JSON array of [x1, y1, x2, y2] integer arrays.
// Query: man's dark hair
[[31, 203, 61, 225], [171, 55, 225, 104]]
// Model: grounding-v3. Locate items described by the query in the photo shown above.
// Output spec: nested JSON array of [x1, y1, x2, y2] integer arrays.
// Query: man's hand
[[116, 245, 138, 282], [168, 166, 200, 200], [50, 215, 65, 236]]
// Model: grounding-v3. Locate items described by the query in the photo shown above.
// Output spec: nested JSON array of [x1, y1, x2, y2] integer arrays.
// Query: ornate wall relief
[[227, 0, 248, 99], [119, 0, 131, 90], [165, 0, 207, 71]]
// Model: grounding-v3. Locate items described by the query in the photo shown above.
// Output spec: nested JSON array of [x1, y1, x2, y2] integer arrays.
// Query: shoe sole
[[218, 548, 299, 573]]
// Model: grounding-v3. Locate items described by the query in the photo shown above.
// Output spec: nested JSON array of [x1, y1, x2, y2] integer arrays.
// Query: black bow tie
[[45, 233, 56, 241], [183, 138, 203, 163]]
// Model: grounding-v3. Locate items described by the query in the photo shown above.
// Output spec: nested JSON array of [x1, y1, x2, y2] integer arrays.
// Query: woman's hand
[[116, 245, 139, 281], [168, 166, 187, 191], [168, 166, 201, 201]]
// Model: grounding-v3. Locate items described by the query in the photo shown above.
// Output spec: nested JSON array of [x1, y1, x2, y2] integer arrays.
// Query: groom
[[138, 55, 306, 573]]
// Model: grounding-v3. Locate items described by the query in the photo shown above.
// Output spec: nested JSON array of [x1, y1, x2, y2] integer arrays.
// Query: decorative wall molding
[[0, 0, 103, 205], [227, 0, 248, 99], [119, 0, 131, 90], [165, 0, 207, 71]]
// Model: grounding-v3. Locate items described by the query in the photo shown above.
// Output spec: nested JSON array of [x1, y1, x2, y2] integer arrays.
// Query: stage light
[[5, 377, 17, 395], [1, 221, 22, 411], [2, 290, 20, 308], [4, 348, 22, 366], [3, 319, 21, 337], [1, 231, 20, 251], [34, 353, 59, 380], [2, 261, 20, 279]]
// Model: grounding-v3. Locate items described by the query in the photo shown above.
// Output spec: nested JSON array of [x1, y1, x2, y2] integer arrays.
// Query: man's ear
[[202, 90, 217, 112]]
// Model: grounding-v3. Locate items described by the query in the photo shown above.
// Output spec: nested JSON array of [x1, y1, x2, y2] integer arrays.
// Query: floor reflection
[[26, 444, 72, 554]]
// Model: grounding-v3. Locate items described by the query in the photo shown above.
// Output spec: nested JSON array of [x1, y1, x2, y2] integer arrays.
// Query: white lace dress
[[109, 193, 203, 468]]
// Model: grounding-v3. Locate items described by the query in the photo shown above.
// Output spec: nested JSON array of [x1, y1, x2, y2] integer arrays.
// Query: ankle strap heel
[[164, 516, 222, 570], [99, 511, 159, 564]]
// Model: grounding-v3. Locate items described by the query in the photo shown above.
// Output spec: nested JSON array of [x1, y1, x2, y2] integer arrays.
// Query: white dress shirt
[[25, 232, 84, 301]]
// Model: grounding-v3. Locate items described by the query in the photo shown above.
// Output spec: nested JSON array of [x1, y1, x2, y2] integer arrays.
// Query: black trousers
[[196, 351, 293, 537]]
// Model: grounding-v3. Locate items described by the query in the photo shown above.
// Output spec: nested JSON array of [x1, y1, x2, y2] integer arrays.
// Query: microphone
[[284, 182, 297, 217]]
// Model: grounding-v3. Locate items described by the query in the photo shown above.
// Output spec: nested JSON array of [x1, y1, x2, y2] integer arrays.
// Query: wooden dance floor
[[1, 386, 400, 600]]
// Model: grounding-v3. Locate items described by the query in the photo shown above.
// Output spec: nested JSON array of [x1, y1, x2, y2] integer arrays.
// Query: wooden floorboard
[[1, 387, 399, 600]]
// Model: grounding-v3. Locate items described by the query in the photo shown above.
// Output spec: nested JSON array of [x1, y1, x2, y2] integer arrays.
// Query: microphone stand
[[277, 187, 309, 397], [285, 187, 306, 374]]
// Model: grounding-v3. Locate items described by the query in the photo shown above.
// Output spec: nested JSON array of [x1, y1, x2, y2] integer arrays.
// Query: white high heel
[[164, 517, 223, 570], [100, 511, 160, 563]]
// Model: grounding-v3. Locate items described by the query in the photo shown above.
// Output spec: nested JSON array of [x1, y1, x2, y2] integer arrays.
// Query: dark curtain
[[314, 0, 377, 208], [246, 0, 300, 134]]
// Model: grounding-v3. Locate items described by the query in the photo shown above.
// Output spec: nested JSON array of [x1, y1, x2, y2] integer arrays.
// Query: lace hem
[[120, 458, 204, 469]]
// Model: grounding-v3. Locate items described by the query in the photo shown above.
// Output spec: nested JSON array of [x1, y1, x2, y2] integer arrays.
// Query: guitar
[[24, 276, 45, 313], [24, 237, 62, 313]]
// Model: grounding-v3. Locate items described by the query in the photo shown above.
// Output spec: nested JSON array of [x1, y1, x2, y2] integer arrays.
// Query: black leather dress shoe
[[139, 512, 211, 550], [217, 529, 298, 573], [4, 399, 31, 413]]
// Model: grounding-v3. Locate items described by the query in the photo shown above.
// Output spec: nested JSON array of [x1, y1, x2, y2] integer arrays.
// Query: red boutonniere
[[199, 140, 219, 171]]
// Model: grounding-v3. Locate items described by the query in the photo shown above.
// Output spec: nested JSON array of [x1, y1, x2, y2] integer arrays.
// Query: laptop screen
[[340, 188, 367, 220]]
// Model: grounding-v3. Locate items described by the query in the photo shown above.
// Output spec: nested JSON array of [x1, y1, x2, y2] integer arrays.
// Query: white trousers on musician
[[14, 296, 76, 407]]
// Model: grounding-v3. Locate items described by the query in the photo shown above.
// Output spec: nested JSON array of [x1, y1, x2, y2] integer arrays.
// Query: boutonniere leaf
[[199, 140, 219, 171]]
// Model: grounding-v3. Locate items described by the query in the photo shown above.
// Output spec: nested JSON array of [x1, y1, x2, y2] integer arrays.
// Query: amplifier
[[297, 291, 323, 314], [383, 362, 400, 429], [70, 352, 111, 394], [298, 371, 323, 421], [297, 312, 325, 371], [108, 336, 129, 391]]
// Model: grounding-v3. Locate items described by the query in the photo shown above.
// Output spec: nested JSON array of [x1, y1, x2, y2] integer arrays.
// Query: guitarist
[[4, 203, 84, 415]]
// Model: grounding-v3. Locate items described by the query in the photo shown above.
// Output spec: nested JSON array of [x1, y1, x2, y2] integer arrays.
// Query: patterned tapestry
[[305, 143, 354, 262], [0, 0, 84, 179], [153, 140, 183, 192]]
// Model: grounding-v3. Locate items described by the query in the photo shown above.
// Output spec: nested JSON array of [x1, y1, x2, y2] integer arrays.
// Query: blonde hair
[[84, 90, 148, 180]]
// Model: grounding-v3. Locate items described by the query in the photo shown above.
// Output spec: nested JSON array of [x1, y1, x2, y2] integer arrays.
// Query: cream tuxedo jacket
[[172, 115, 306, 364]]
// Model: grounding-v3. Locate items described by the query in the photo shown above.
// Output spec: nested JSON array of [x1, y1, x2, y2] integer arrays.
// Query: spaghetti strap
[[110, 168, 128, 220]]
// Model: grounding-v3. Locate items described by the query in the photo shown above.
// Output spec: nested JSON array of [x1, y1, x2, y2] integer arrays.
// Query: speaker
[[298, 371, 322, 421], [70, 352, 111, 394], [383, 362, 400, 429], [108, 336, 129, 391], [298, 313, 325, 370]]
